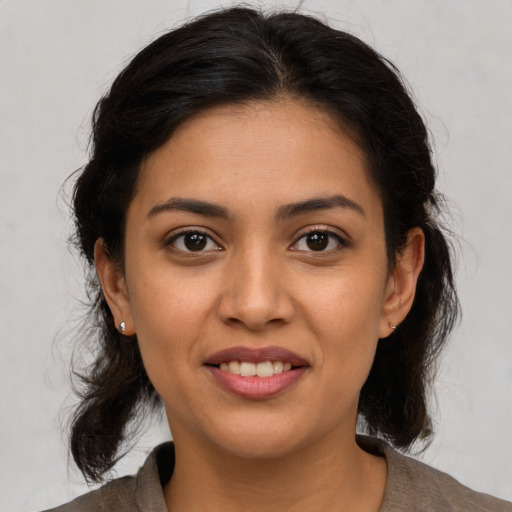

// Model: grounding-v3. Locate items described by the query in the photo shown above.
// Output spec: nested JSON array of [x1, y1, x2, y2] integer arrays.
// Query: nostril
[[216, 272, 294, 326]]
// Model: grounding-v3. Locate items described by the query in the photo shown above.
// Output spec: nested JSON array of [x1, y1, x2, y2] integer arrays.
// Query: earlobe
[[379, 227, 425, 338], [94, 239, 135, 336]]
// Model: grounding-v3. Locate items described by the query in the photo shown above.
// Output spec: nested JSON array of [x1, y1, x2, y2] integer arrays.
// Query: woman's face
[[100, 99, 418, 459]]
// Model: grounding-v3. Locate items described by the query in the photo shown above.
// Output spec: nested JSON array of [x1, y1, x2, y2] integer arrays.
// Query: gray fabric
[[378, 443, 511, 511], [43, 439, 511, 511]]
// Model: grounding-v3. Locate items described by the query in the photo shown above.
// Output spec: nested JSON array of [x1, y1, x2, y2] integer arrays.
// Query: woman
[[45, 7, 511, 512]]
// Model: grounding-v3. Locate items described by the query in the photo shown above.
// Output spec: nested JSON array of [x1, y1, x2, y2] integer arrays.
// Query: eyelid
[[289, 225, 351, 252], [164, 227, 224, 253]]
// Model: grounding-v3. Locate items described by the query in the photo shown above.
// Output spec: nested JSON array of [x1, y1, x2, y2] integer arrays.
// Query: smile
[[219, 360, 292, 377], [204, 346, 309, 399]]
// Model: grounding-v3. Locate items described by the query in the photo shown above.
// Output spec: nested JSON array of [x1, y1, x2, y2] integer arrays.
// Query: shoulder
[[40, 443, 174, 512], [374, 439, 512, 512], [41, 475, 137, 512]]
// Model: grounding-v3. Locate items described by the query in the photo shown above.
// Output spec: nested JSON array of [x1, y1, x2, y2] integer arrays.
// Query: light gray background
[[1, 1, 511, 510]]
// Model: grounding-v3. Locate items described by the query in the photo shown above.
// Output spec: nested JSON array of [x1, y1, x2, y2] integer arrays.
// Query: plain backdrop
[[1, 1, 511, 510]]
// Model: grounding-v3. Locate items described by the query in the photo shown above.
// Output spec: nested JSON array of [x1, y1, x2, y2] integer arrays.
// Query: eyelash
[[165, 229, 222, 254], [165, 227, 349, 255], [290, 228, 349, 253]]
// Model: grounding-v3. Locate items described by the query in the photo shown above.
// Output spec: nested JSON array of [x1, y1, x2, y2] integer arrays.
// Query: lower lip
[[206, 366, 308, 399]]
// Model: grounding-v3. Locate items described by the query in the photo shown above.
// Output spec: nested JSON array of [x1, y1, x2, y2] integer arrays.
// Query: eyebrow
[[276, 195, 365, 220], [146, 194, 365, 221], [147, 198, 230, 219]]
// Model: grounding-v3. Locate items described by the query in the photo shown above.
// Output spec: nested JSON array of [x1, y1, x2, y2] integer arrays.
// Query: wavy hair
[[70, 6, 459, 482]]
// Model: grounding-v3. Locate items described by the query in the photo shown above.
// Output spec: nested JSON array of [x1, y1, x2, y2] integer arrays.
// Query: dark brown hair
[[70, 6, 459, 482]]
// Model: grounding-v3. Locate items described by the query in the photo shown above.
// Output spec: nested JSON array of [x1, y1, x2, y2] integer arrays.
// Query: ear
[[379, 227, 425, 338], [94, 239, 135, 336]]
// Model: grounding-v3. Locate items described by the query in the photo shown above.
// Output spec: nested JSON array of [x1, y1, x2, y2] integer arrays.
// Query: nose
[[217, 247, 294, 331]]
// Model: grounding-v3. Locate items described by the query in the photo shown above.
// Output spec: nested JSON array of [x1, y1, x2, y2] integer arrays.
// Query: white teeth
[[256, 361, 274, 377], [273, 361, 283, 374], [219, 360, 295, 377], [228, 360, 240, 375], [240, 362, 256, 376]]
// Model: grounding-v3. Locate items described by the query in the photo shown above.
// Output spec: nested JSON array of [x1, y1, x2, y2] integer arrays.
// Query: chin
[[202, 416, 316, 461]]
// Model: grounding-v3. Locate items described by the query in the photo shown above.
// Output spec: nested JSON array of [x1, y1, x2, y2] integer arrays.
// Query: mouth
[[204, 346, 309, 399], [213, 360, 295, 377]]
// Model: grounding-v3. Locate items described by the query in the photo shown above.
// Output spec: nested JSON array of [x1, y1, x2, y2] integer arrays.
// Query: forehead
[[134, 98, 382, 224]]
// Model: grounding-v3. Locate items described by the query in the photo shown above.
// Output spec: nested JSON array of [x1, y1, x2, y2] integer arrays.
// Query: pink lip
[[204, 346, 309, 366], [204, 346, 309, 400]]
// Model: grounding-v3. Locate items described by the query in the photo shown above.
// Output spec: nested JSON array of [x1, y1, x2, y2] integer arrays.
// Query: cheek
[[128, 282, 214, 417], [300, 268, 386, 334], [296, 265, 386, 374], [125, 266, 219, 378], [127, 258, 216, 330]]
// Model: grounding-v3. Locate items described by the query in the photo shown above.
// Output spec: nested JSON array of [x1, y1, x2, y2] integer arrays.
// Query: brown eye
[[306, 232, 329, 251], [292, 230, 346, 253], [169, 231, 220, 253], [184, 233, 207, 251]]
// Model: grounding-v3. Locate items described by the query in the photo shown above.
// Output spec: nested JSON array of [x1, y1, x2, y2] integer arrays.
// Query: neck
[[164, 429, 386, 512]]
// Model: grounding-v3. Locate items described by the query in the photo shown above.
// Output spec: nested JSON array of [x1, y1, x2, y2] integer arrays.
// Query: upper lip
[[204, 346, 309, 367]]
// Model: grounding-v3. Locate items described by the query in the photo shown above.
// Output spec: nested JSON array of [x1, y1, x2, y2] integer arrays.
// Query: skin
[[95, 98, 424, 512]]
